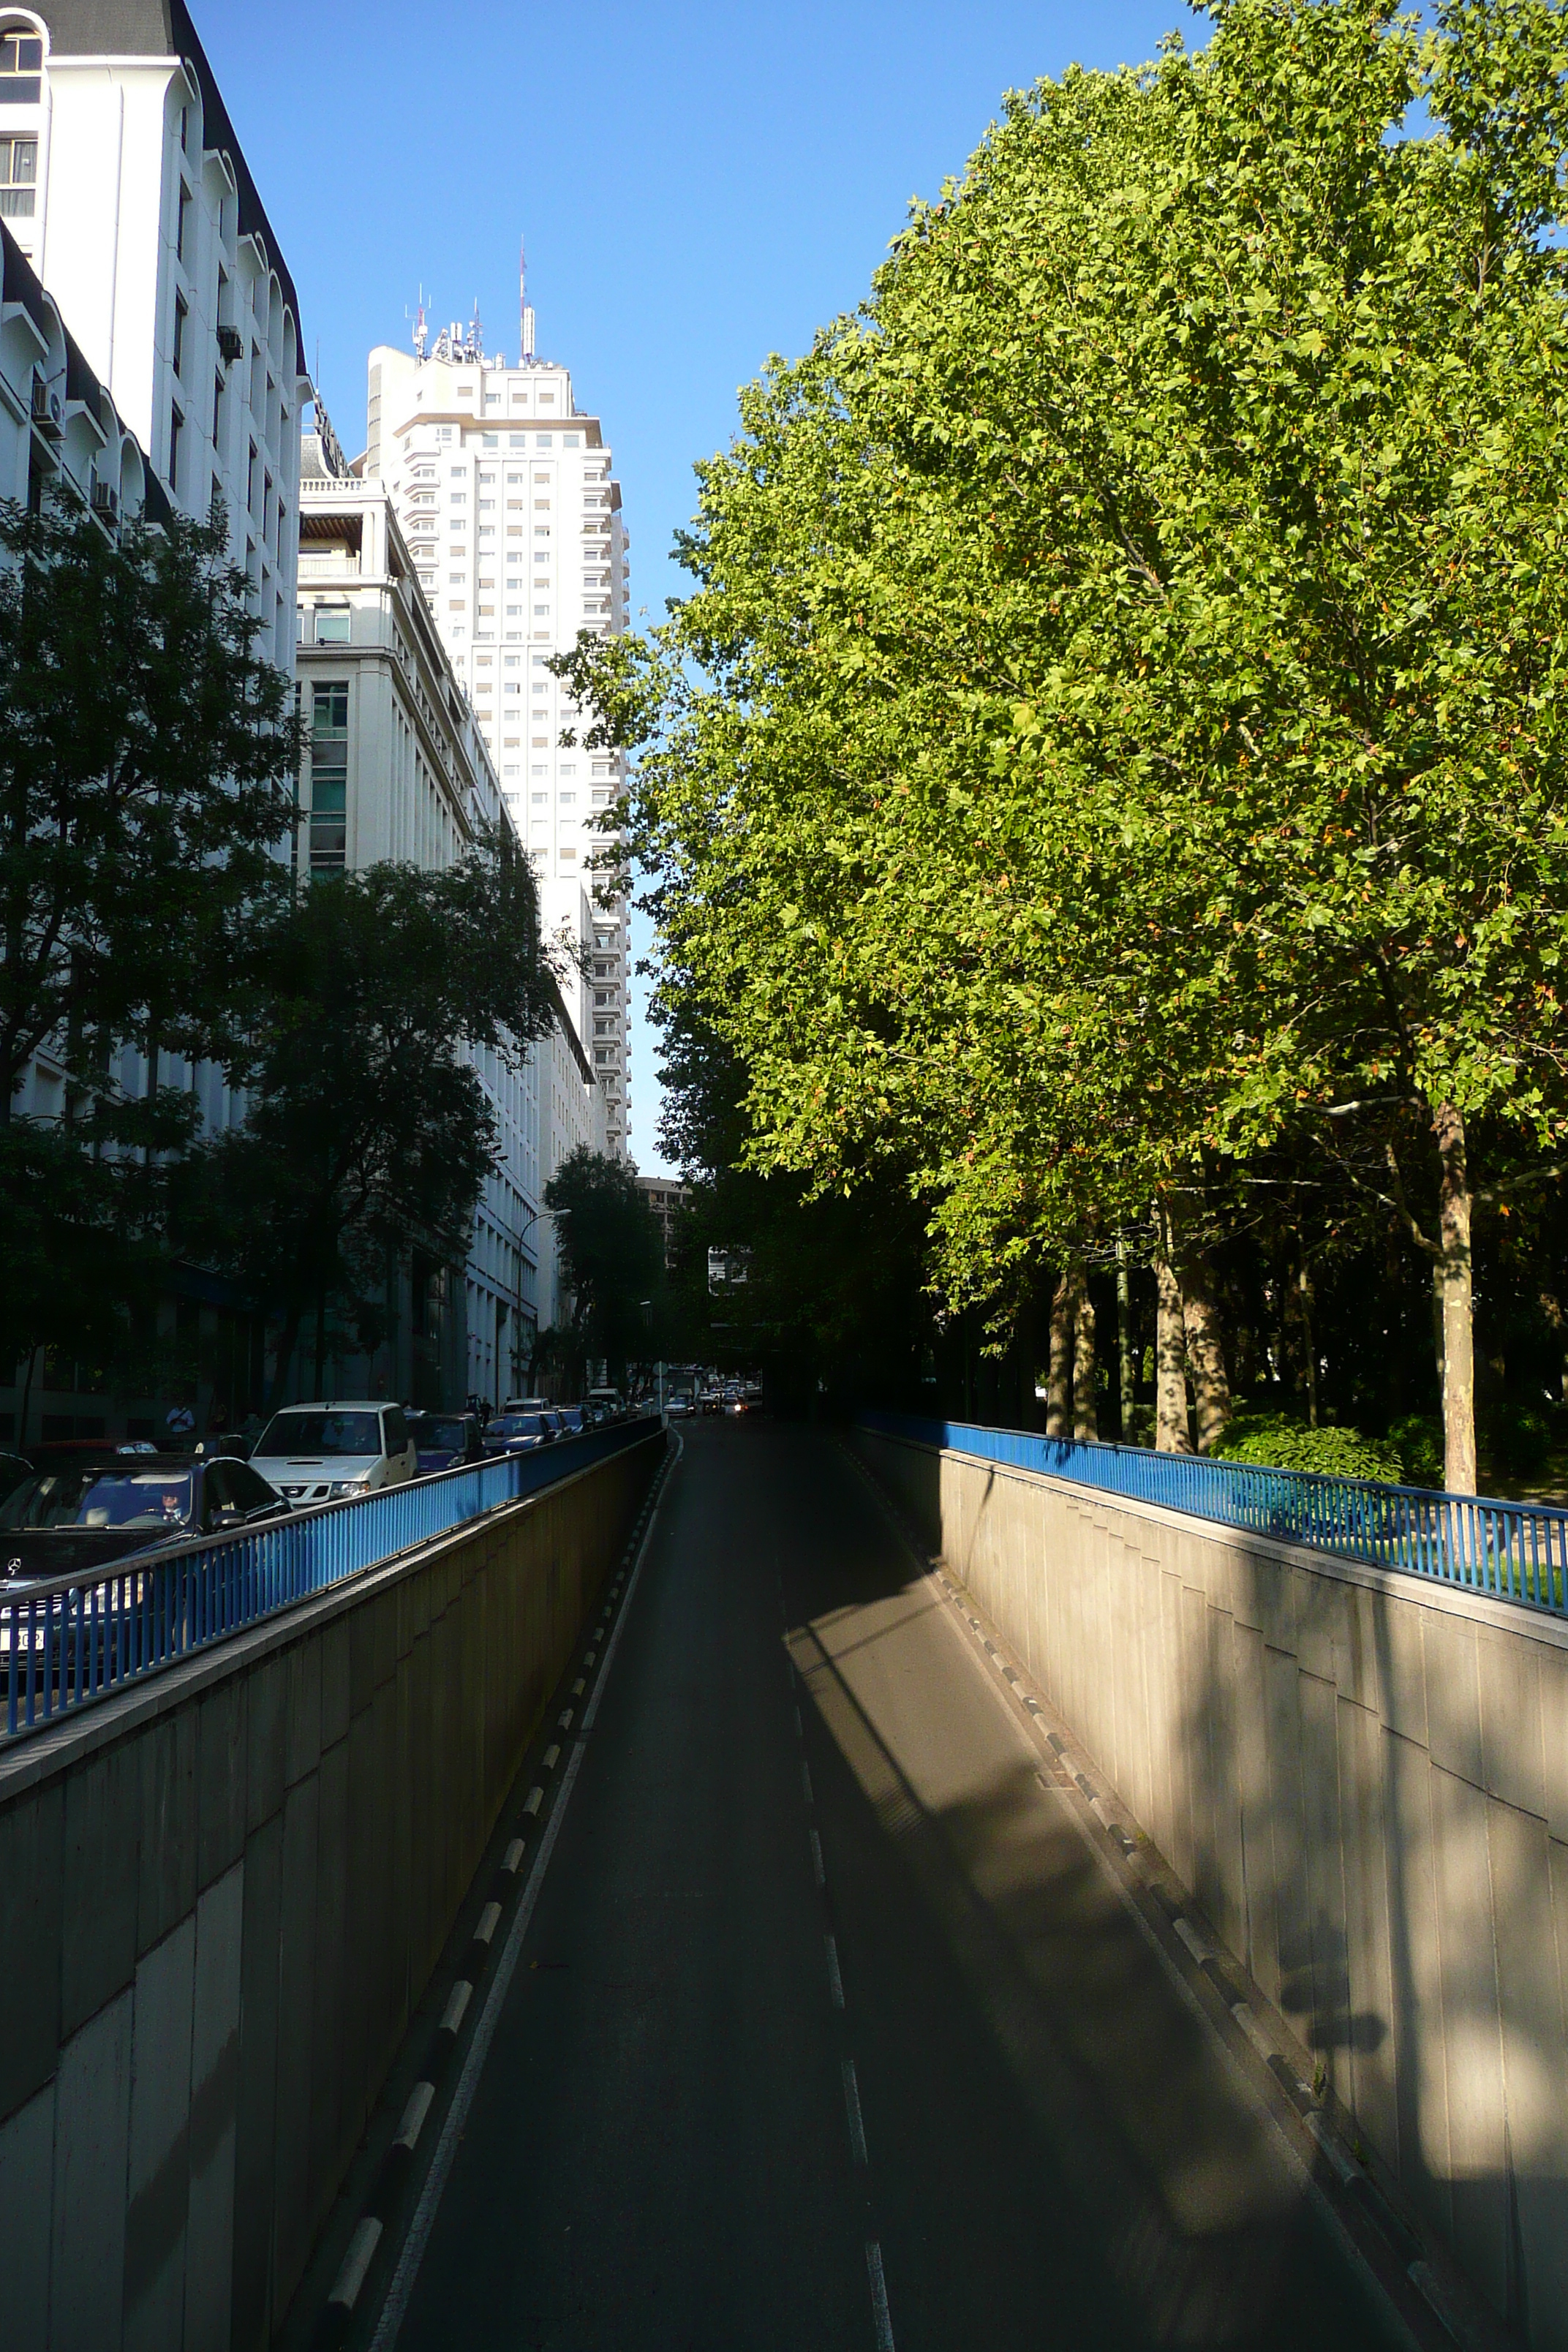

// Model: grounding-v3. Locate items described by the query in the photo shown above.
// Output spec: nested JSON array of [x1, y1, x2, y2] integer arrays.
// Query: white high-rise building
[[295, 431, 612, 1407], [366, 289, 631, 1160], [8, 1, 306, 663]]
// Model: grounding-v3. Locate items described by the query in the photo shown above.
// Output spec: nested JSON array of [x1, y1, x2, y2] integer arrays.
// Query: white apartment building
[[0, 216, 166, 527], [5, 0, 305, 661], [365, 313, 633, 1160], [297, 423, 606, 1409], [1, 1, 307, 1449]]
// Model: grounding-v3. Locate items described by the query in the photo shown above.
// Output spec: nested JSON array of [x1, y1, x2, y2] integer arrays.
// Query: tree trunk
[[17, 1344, 38, 1450], [265, 1305, 302, 1414], [1115, 1235, 1136, 1443], [1166, 1190, 1232, 1452], [313, 1286, 328, 1401], [1046, 1262, 1078, 1439], [1154, 1224, 1191, 1454], [1434, 1101, 1477, 1495], [1297, 1257, 1319, 1429], [1072, 1274, 1098, 1441]]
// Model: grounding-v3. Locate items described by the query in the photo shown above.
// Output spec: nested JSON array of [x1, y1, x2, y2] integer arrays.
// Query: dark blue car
[[406, 1412, 484, 1475], [0, 1450, 288, 1588], [483, 1411, 553, 1458]]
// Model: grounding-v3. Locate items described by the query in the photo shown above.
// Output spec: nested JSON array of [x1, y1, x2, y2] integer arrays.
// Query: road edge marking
[[366, 1431, 682, 2350]]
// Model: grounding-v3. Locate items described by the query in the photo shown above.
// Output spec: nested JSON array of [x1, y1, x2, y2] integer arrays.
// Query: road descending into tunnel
[[386, 1422, 1408, 2352]]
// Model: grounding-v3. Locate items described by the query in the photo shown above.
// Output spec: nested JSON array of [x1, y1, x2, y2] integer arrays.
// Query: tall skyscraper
[[366, 281, 631, 1158]]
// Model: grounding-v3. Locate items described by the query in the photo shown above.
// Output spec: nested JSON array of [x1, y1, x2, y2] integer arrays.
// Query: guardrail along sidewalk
[[0, 1417, 656, 1741], [861, 1410, 1568, 1617]]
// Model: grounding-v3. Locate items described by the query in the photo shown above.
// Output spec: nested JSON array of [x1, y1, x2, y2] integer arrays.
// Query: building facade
[[0, 0, 307, 1450], [7, 0, 305, 652], [365, 314, 632, 1159], [297, 426, 608, 1410], [636, 1175, 691, 1273]]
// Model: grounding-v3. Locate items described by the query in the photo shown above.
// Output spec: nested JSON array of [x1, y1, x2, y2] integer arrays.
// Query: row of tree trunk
[[1043, 1200, 1234, 1454], [1039, 1101, 1479, 1492]]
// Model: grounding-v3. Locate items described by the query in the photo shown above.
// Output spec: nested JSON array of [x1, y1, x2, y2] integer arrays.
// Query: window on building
[[0, 28, 41, 100], [176, 181, 189, 262], [211, 370, 223, 442], [309, 684, 349, 872], [314, 605, 350, 644], [169, 404, 184, 491], [172, 293, 186, 378], [246, 441, 257, 511], [0, 135, 35, 215]]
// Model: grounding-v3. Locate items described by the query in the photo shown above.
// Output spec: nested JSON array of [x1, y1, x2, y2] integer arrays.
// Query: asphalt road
[[391, 1422, 1405, 2352]]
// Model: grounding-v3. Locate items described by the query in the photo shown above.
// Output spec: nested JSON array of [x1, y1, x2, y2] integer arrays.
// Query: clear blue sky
[[200, 0, 1192, 1174]]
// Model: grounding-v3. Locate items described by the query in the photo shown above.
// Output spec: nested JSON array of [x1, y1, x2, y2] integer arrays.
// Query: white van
[[249, 1402, 418, 1508]]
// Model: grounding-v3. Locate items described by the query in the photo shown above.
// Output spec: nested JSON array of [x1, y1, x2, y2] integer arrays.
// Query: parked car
[[483, 1410, 554, 1457], [249, 1403, 418, 1507], [554, 1406, 586, 1437], [587, 1387, 623, 1421], [405, 1411, 484, 1474], [0, 1451, 288, 1586], [502, 1395, 549, 1415]]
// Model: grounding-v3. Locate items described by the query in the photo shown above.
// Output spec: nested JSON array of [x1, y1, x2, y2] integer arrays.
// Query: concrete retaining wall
[[856, 1426, 1568, 2350], [0, 1431, 663, 2352]]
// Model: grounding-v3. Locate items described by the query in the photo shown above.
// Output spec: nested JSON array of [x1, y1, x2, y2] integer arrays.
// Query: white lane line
[[825, 1934, 845, 2010], [865, 2240, 896, 2351], [794, 1707, 804, 1739], [802, 1761, 814, 1806], [369, 1433, 680, 2351], [810, 1828, 826, 1889], [842, 2058, 869, 2167], [438, 1981, 471, 2035]]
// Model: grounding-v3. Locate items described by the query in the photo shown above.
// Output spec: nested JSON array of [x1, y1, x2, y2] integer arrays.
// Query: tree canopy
[[187, 843, 558, 1403], [562, 0, 1568, 1488]]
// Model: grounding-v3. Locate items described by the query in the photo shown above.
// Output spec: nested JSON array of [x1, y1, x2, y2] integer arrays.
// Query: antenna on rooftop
[[412, 287, 427, 360], [520, 235, 535, 363]]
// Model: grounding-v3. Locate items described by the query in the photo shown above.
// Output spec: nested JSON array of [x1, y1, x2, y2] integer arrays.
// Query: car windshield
[[0, 1469, 195, 1532], [255, 1411, 381, 1458], [557, 1409, 584, 1431], [418, 1419, 468, 1450], [486, 1414, 545, 1439]]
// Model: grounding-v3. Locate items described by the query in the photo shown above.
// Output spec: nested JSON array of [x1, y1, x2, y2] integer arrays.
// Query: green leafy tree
[[187, 843, 557, 1402], [564, 0, 1568, 1491], [543, 1147, 666, 1388], [0, 497, 301, 1385]]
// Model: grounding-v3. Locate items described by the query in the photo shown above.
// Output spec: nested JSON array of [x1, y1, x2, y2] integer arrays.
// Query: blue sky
[[200, 0, 1191, 1173]]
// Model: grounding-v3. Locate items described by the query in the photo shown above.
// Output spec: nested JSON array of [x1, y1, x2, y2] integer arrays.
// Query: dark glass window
[[309, 682, 349, 871], [0, 29, 40, 100], [172, 292, 186, 377], [168, 404, 183, 492]]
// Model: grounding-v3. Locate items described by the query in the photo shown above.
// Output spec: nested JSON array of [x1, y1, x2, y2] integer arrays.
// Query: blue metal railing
[[0, 1417, 663, 1743], [860, 1411, 1568, 1618]]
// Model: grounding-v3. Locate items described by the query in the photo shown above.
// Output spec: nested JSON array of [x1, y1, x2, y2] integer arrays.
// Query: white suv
[[249, 1402, 418, 1508]]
